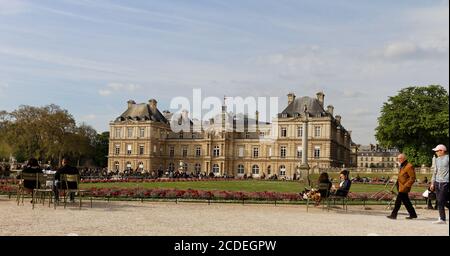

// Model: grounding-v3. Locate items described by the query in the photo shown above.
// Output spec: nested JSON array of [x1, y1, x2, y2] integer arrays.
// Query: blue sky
[[0, 0, 448, 145]]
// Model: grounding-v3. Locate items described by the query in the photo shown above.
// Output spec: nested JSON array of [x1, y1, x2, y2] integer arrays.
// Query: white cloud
[[0, 45, 135, 75], [374, 40, 448, 60], [383, 41, 418, 59], [98, 83, 141, 96], [0, 0, 28, 15], [82, 114, 97, 120], [0, 82, 9, 95]]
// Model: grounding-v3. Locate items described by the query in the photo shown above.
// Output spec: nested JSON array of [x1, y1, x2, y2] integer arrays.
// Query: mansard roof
[[280, 96, 327, 117], [116, 103, 168, 123]]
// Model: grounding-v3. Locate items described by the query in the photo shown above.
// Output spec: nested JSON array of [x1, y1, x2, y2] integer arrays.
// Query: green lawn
[[80, 180, 426, 193]]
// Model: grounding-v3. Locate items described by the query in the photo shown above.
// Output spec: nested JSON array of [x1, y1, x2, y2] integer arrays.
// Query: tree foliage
[[375, 85, 449, 166], [0, 105, 108, 167]]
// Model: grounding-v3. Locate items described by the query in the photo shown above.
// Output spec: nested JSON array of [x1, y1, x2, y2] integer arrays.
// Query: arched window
[[252, 165, 259, 175], [212, 164, 220, 174], [126, 162, 132, 171], [194, 163, 201, 174], [237, 164, 245, 175], [267, 165, 271, 175], [279, 165, 286, 176]]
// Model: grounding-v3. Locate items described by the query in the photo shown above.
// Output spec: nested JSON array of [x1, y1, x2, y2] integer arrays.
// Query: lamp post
[[299, 104, 311, 187]]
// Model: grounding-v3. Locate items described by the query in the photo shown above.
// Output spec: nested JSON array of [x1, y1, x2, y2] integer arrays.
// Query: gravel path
[[1, 196, 448, 236]]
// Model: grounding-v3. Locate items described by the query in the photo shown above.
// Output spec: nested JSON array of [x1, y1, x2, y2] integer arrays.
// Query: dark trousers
[[391, 192, 417, 218], [434, 182, 449, 221], [53, 181, 75, 201]]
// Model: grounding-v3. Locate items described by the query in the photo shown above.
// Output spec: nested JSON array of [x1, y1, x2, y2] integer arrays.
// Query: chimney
[[348, 130, 352, 137], [326, 105, 334, 116], [335, 115, 341, 124], [287, 92, 296, 105], [316, 91, 325, 107], [148, 99, 157, 110], [127, 100, 136, 108]]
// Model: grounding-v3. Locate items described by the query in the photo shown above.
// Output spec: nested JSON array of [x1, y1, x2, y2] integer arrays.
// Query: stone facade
[[357, 144, 399, 168], [108, 92, 355, 179]]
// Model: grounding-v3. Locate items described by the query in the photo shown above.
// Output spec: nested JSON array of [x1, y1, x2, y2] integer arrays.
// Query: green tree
[[375, 85, 449, 166], [1, 105, 103, 167], [93, 132, 109, 167]]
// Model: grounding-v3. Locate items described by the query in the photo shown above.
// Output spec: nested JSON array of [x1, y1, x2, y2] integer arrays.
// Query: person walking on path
[[387, 154, 418, 220], [430, 144, 449, 224]]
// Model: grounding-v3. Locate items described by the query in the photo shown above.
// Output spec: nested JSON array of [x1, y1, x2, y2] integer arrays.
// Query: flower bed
[[0, 183, 426, 204]]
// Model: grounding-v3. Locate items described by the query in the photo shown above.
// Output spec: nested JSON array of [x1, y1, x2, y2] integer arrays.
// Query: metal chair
[[16, 172, 38, 208], [370, 175, 398, 209], [326, 191, 350, 212], [306, 182, 331, 212], [60, 174, 92, 209], [33, 173, 56, 209]]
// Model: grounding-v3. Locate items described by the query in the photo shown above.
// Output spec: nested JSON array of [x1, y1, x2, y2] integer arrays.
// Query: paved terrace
[[0, 196, 448, 236]]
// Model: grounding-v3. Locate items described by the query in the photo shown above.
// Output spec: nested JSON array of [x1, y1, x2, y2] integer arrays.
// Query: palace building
[[108, 92, 355, 179]]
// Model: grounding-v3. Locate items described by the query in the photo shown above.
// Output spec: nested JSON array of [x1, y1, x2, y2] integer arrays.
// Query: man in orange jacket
[[387, 154, 418, 220]]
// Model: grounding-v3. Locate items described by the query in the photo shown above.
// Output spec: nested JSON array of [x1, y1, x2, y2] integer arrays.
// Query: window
[[169, 163, 175, 171], [139, 145, 144, 155], [213, 146, 220, 157], [169, 146, 175, 157], [127, 144, 132, 155], [138, 162, 144, 171], [259, 132, 265, 138], [268, 147, 272, 157], [182, 146, 188, 157], [182, 163, 188, 172], [153, 145, 157, 153], [194, 163, 201, 174], [245, 132, 250, 139], [314, 146, 321, 159], [314, 126, 321, 137], [252, 165, 259, 175], [139, 128, 145, 138], [127, 128, 133, 138], [238, 147, 244, 157], [126, 162, 132, 170], [267, 165, 271, 175], [253, 147, 259, 158], [281, 127, 287, 137], [279, 165, 286, 176], [115, 128, 121, 138], [297, 146, 302, 159], [297, 126, 303, 137], [237, 165, 245, 175], [115, 144, 120, 155], [212, 164, 220, 174], [195, 146, 201, 157], [280, 146, 287, 158], [114, 161, 120, 171], [179, 132, 183, 139]]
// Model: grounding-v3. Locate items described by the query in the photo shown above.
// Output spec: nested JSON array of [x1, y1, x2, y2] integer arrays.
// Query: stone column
[[298, 104, 311, 186]]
